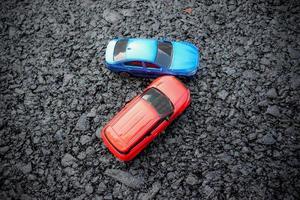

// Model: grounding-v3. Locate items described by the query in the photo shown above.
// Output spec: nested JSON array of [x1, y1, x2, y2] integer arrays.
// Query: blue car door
[[123, 61, 145, 75]]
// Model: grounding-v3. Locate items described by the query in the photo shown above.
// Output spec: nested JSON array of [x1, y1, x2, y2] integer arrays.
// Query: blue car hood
[[170, 42, 199, 72]]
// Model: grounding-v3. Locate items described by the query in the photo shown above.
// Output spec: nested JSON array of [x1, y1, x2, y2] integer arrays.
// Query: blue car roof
[[125, 39, 157, 62]]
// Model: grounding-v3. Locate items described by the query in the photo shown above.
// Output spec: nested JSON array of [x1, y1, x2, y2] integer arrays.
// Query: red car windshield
[[142, 88, 173, 118]]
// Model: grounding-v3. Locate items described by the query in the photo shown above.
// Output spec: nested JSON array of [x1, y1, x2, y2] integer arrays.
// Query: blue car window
[[124, 61, 143, 67], [144, 62, 160, 69], [114, 39, 128, 61], [155, 41, 172, 68], [142, 88, 173, 118]]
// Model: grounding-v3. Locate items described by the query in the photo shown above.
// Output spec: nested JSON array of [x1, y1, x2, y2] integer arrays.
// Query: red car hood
[[104, 99, 160, 153]]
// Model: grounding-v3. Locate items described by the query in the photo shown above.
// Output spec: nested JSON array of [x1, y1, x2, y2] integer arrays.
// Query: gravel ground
[[0, 0, 300, 199]]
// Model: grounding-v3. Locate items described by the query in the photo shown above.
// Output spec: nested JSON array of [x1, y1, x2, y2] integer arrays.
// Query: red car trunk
[[104, 99, 160, 153]]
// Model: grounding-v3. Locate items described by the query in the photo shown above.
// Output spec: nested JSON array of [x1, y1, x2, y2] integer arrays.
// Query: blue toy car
[[105, 38, 199, 77]]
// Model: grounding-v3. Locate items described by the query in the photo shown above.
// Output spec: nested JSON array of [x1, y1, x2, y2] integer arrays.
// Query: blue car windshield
[[114, 39, 128, 61], [155, 41, 172, 68]]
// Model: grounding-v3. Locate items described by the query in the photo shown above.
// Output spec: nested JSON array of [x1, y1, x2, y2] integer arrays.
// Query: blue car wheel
[[119, 72, 131, 77]]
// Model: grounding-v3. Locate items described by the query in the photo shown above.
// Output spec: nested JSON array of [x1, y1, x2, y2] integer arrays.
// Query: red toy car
[[100, 76, 191, 161]]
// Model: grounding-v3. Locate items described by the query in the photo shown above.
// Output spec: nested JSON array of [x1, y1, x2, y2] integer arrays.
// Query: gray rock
[[0, 146, 9, 154], [97, 182, 107, 194], [87, 107, 97, 117], [94, 195, 103, 200], [73, 194, 86, 200], [290, 74, 300, 89], [218, 153, 232, 163], [103, 194, 113, 200], [95, 127, 102, 139], [186, 174, 198, 185], [266, 88, 277, 98], [288, 47, 300, 59], [104, 169, 144, 189], [199, 133, 207, 139], [75, 114, 90, 131], [86, 146, 95, 156], [52, 58, 65, 66], [63, 74, 74, 86], [217, 90, 228, 100], [112, 183, 122, 198], [266, 105, 280, 117], [64, 167, 76, 176], [243, 70, 257, 79], [55, 129, 64, 141], [120, 9, 135, 17], [80, 135, 91, 145], [223, 67, 236, 76], [260, 57, 270, 65], [20, 163, 32, 174], [20, 194, 32, 200], [77, 151, 86, 160], [235, 47, 245, 56], [103, 9, 123, 23], [273, 150, 281, 157], [242, 147, 249, 153], [152, 22, 160, 31], [90, 19, 96, 27], [204, 171, 221, 181], [61, 153, 76, 167], [25, 148, 33, 155], [85, 184, 94, 195], [33, 136, 40, 144], [47, 175, 55, 186], [166, 172, 176, 180], [204, 185, 214, 197], [259, 133, 276, 145], [8, 26, 16, 39], [139, 181, 161, 200], [258, 100, 268, 107]]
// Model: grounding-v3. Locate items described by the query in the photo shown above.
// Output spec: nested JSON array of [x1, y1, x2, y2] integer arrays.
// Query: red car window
[[144, 62, 160, 69], [124, 61, 143, 67], [142, 88, 173, 118]]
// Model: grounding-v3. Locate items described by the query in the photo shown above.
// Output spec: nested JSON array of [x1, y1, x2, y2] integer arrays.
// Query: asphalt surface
[[0, 0, 300, 199]]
